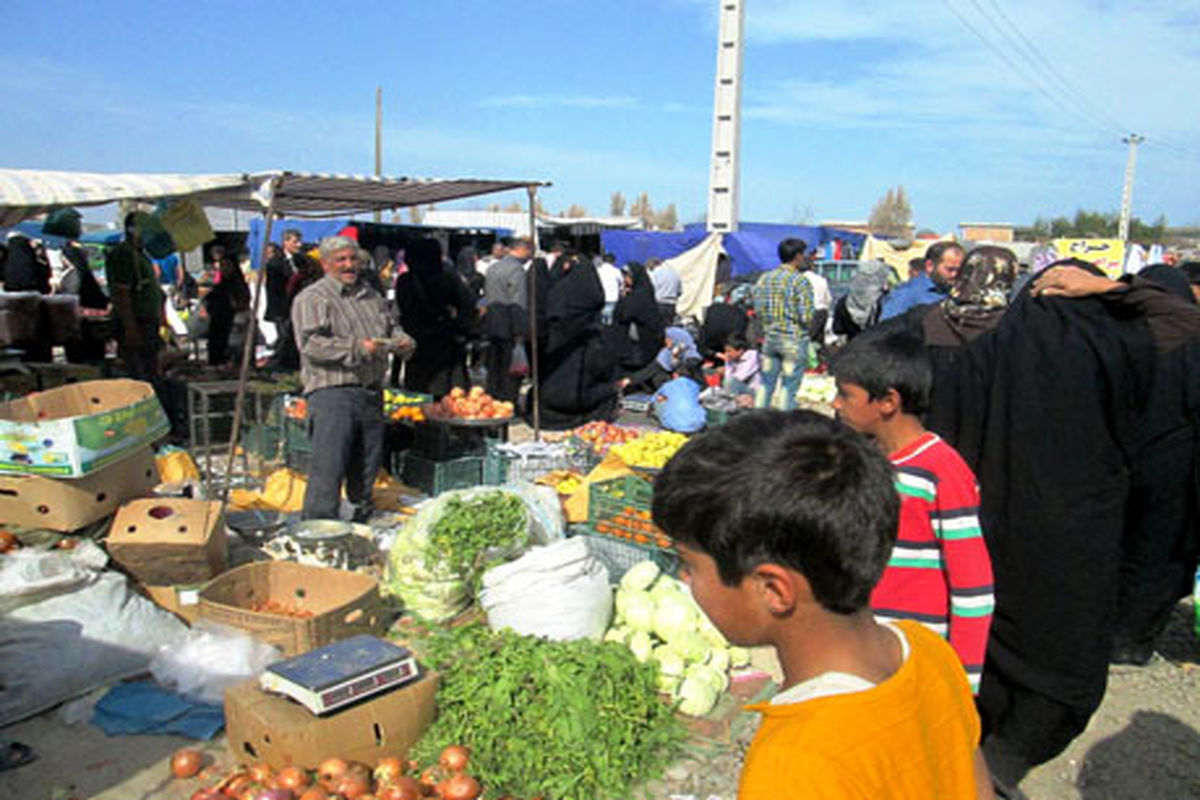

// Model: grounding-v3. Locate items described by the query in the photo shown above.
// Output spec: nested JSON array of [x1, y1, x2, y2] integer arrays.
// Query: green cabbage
[[620, 560, 662, 593], [620, 591, 657, 632], [652, 593, 698, 642], [676, 675, 719, 716], [628, 630, 654, 663]]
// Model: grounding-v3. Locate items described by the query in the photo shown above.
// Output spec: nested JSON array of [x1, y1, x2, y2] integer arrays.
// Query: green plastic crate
[[400, 452, 484, 496], [570, 526, 678, 582], [588, 474, 654, 522], [482, 439, 588, 485]]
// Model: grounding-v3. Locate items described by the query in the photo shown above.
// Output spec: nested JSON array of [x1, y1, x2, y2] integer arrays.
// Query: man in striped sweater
[[832, 331, 994, 694]]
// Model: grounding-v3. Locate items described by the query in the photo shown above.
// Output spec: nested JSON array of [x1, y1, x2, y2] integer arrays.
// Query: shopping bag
[[509, 342, 529, 376], [156, 199, 215, 252], [42, 207, 83, 239]]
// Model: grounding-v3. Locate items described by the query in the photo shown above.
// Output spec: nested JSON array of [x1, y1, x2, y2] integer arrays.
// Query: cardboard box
[[107, 498, 227, 585], [143, 583, 204, 625], [224, 671, 438, 769], [0, 379, 170, 477], [197, 561, 385, 656], [0, 446, 158, 531]]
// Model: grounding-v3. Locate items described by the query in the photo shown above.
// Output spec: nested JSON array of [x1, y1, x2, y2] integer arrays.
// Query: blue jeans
[[755, 334, 806, 411]]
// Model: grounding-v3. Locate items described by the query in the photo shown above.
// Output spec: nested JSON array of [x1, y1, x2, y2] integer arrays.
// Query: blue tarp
[[605, 223, 866, 279], [599, 228, 710, 270], [245, 217, 351, 269]]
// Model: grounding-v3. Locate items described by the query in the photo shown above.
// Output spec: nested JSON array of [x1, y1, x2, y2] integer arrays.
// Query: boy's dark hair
[[925, 240, 965, 267], [724, 333, 751, 351], [652, 411, 898, 614], [829, 330, 932, 416], [778, 238, 807, 265]]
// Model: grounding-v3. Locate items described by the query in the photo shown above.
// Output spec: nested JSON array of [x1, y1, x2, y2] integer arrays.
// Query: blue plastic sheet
[[92, 681, 224, 740]]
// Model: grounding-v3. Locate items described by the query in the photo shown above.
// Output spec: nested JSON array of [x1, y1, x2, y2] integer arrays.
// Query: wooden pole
[[220, 176, 282, 503], [527, 185, 541, 440], [374, 86, 383, 224]]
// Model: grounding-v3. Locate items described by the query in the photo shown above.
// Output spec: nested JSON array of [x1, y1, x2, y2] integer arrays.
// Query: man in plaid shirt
[[752, 238, 814, 410]]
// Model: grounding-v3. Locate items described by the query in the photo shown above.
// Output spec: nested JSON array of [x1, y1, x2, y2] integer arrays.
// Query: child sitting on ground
[[718, 333, 761, 407], [830, 330, 994, 695], [653, 411, 992, 799]]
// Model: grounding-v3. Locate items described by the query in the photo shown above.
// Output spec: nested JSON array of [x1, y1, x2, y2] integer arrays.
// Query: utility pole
[[706, 0, 745, 233], [1118, 133, 1143, 242], [374, 86, 383, 223]]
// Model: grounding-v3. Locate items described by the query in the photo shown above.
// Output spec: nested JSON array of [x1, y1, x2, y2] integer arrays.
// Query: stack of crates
[[579, 474, 678, 578]]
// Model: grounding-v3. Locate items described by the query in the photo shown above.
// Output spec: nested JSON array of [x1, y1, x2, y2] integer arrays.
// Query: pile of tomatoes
[[570, 421, 642, 456], [431, 387, 513, 421], [174, 744, 486, 800]]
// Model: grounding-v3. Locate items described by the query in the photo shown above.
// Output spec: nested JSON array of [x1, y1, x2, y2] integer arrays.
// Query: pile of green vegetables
[[387, 490, 529, 621], [414, 624, 685, 800]]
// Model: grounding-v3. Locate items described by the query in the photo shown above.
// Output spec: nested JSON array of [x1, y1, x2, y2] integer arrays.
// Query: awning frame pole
[[220, 176, 282, 503], [527, 185, 541, 441]]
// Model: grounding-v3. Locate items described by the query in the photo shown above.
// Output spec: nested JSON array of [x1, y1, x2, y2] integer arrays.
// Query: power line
[[982, 0, 1128, 134], [944, 0, 1199, 161]]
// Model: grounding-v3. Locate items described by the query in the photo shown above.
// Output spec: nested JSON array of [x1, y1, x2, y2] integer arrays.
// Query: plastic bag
[[0, 540, 109, 614], [509, 341, 529, 376], [480, 537, 612, 640], [0, 570, 188, 726], [385, 486, 532, 622], [156, 198, 215, 252], [150, 622, 282, 705]]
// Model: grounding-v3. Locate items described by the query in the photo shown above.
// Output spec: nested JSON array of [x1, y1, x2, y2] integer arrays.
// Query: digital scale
[[259, 635, 420, 715]]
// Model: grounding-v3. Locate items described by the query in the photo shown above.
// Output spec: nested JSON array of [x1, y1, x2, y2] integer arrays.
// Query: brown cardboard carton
[[0, 378, 169, 477], [197, 561, 385, 656], [224, 672, 438, 769], [142, 584, 204, 625], [107, 498, 227, 585], [0, 446, 158, 531]]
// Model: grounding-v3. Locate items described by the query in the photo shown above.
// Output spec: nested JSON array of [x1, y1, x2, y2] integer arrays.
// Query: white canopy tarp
[[669, 232, 726, 322], [0, 168, 548, 226]]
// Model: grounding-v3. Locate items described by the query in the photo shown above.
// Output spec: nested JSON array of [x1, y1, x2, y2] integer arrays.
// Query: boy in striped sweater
[[831, 331, 994, 693]]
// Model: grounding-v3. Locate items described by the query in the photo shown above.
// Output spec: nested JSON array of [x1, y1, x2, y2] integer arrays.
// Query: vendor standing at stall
[[292, 235, 414, 522]]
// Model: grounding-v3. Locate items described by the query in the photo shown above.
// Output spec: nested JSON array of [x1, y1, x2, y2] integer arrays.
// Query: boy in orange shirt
[[653, 411, 994, 799]]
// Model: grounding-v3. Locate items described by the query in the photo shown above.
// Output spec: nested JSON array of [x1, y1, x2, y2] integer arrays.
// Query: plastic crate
[[400, 452, 484, 496], [587, 474, 672, 549], [410, 420, 492, 460], [482, 440, 588, 485], [571, 526, 678, 582], [704, 407, 741, 428]]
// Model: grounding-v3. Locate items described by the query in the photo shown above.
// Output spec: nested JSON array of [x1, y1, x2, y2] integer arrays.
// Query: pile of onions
[[173, 743, 483, 800]]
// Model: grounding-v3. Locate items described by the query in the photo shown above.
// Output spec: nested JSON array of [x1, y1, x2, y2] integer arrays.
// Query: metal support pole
[[527, 185, 541, 441], [374, 86, 383, 224], [221, 177, 282, 503], [1118, 134, 1144, 243]]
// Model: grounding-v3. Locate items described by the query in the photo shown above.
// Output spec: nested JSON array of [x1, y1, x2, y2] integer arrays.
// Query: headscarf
[[657, 326, 700, 370], [1137, 264, 1194, 305], [2, 234, 49, 293], [924, 246, 1018, 345], [844, 260, 890, 328], [547, 256, 604, 353]]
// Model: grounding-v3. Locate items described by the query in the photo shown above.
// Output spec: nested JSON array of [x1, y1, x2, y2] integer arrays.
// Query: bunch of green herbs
[[415, 624, 685, 800], [427, 491, 527, 582]]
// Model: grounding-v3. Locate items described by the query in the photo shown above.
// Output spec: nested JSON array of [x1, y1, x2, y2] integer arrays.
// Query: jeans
[[755, 334, 806, 411], [302, 386, 385, 522]]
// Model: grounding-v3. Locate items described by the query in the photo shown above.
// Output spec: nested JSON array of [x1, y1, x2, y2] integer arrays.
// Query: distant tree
[[868, 186, 913, 237], [610, 191, 627, 217], [535, 197, 547, 216], [654, 203, 679, 231], [407, 205, 423, 224], [486, 203, 501, 212], [503, 202, 523, 213], [563, 204, 589, 218], [630, 192, 653, 228], [1024, 209, 1166, 241]]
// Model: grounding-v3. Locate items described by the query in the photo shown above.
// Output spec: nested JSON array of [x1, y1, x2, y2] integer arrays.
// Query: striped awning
[[0, 168, 548, 226]]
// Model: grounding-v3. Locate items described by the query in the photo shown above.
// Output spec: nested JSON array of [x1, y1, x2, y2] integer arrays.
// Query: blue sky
[[1, 0, 1197, 231]]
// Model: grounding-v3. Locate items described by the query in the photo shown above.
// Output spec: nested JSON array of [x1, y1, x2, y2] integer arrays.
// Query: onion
[[254, 790, 295, 800], [191, 791, 225, 800], [419, 765, 446, 794], [373, 756, 404, 786], [171, 748, 205, 779], [317, 758, 348, 791], [335, 773, 371, 800], [0, 531, 17, 553], [247, 763, 274, 785], [275, 766, 309, 792], [297, 787, 329, 800], [377, 778, 422, 800], [438, 745, 470, 773], [439, 773, 481, 800], [236, 783, 264, 800]]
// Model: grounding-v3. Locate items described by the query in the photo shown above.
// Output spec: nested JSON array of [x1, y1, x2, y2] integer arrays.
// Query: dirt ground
[[2, 601, 1196, 800]]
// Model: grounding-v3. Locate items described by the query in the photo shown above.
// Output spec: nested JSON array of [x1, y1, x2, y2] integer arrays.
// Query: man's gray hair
[[319, 235, 359, 262]]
